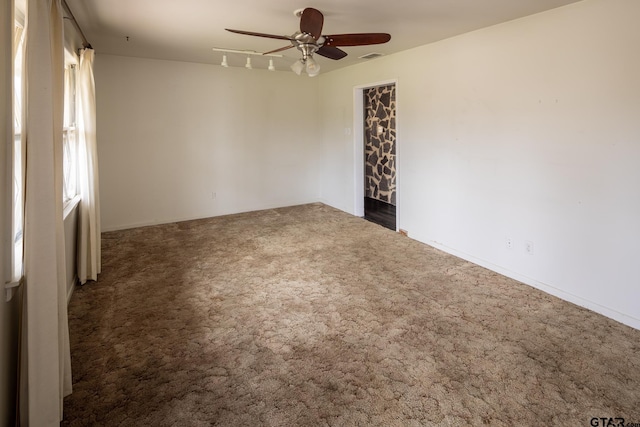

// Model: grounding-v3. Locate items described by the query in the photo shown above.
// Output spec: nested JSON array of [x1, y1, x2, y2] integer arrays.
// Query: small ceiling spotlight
[[221, 54, 228, 67], [245, 57, 252, 69], [268, 58, 275, 71]]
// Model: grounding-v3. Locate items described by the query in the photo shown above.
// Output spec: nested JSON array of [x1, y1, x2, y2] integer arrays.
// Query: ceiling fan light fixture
[[305, 56, 320, 77], [268, 58, 275, 71], [245, 57, 252, 69], [221, 54, 229, 67], [291, 59, 305, 76]]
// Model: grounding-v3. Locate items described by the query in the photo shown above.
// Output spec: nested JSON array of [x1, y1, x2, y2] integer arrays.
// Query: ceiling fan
[[226, 7, 391, 77]]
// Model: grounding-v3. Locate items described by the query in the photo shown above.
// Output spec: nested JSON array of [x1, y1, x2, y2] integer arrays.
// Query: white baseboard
[[426, 240, 640, 331], [67, 276, 77, 305]]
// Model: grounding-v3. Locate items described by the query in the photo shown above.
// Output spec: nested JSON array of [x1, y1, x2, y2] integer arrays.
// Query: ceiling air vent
[[358, 52, 384, 60]]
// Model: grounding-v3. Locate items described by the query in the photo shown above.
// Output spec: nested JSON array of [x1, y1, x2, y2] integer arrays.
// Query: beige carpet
[[62, 203, 640, 426]]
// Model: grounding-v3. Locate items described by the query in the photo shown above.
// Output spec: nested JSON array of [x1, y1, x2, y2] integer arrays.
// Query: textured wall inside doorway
[[364, 84, 396, 205]]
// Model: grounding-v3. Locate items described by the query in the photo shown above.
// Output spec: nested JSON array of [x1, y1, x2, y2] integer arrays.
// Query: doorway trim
[[353, 78, 399, 229]]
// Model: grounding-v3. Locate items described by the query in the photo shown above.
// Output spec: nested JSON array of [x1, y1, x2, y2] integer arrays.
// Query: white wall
[[318, 0, 640, 329], [96, 55, 320, 231]]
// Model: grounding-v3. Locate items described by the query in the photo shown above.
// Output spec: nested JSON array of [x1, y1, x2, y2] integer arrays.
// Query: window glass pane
[[12, 23, 25, 280], [63, 129, 78, 202], [63, 63, 78, 203]]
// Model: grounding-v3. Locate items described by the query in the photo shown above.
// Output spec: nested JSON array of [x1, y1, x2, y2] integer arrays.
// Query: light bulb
[[290, 59, 305, 76], [268, 59, 275, 71], [306, 56, 320, 77], [221, 55, 228, 67], [245, 57, 252, 69]]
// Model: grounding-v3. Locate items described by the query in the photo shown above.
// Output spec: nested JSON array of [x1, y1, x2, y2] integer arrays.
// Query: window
[[63, 61, 79, 203], [12, 19, 25, 281], [10, 11, 80, 288], [10, 19, 79, 285]]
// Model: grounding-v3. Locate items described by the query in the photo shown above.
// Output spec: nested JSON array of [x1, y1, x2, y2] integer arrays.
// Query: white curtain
[[77, 48, 101, 284], [19, 0, 72, 424]]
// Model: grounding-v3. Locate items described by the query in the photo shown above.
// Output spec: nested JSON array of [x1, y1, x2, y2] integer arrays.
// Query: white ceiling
[[65, 0, 583, 73]]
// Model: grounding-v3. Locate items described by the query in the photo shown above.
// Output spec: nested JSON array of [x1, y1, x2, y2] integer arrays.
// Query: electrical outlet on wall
[[506, 237, 513, 249], [525, 241, 534, 255]]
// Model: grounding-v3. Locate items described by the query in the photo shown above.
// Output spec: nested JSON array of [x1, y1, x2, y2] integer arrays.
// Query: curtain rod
[[62, 0, 92, 49]]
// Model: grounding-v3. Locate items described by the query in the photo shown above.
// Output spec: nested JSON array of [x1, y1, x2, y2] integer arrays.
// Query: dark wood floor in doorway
[[364, 197, 396, 231]]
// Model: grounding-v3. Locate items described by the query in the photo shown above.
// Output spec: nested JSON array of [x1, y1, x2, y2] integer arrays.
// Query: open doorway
[[363, 83, 396, 230]]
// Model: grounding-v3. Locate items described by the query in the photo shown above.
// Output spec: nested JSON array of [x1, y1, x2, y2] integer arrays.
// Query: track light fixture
[[213, 47, 283, 71], [213, 46, 318, 76]]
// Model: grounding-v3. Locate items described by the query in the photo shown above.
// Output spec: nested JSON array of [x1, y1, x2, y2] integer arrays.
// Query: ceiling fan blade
[[324, 33, 391, 47], [263, 45, 294, 55], [225, 29, 292, 41], [300, 8, 324, 40], [316, 45, 348, 60]]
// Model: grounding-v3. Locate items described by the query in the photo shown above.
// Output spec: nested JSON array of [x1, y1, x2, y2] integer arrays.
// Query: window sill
[[63, 195, 81, 219]]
